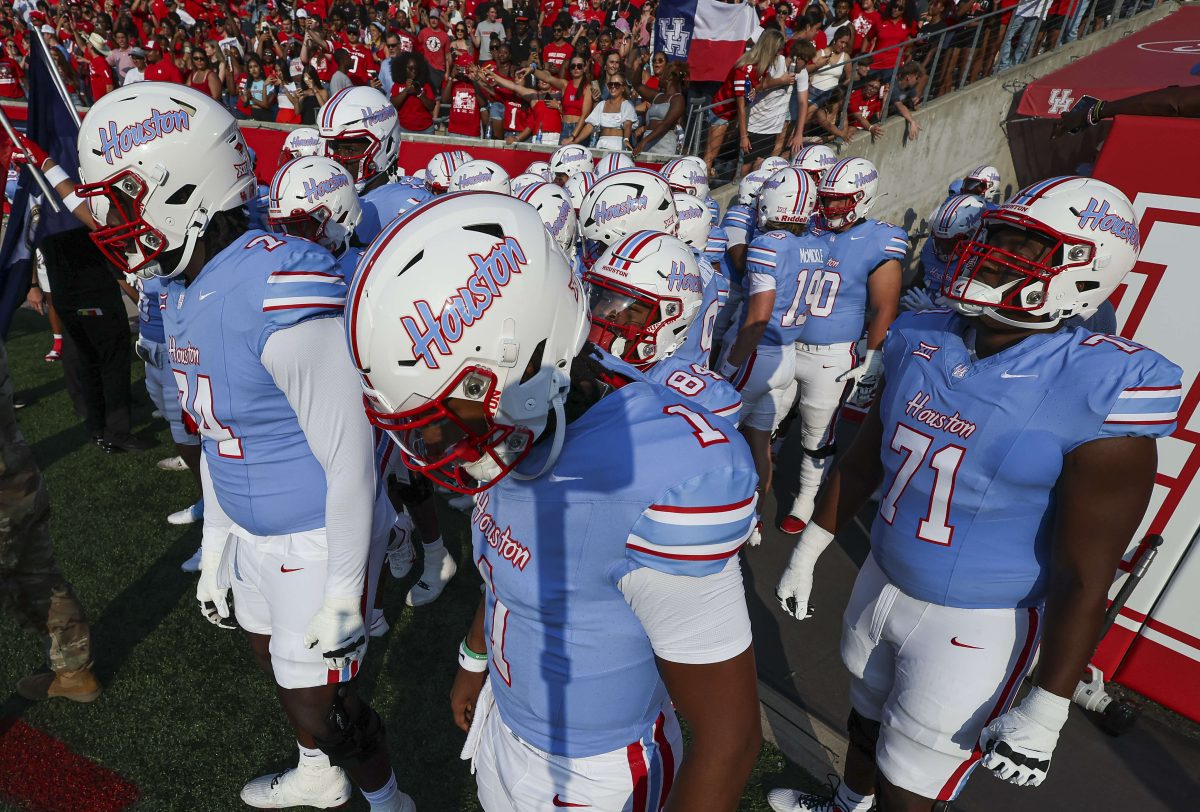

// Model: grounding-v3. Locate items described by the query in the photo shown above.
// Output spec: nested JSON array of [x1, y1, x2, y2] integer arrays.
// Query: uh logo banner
[[654, 0, 764, 82]]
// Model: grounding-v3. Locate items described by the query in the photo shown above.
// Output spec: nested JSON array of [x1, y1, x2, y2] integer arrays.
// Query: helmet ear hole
[[166, 184, 196, 205], [520, 340, 547, 384]]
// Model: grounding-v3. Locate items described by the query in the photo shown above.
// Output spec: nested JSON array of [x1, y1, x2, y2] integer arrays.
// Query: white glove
[[979, 687, 1071, 788], [303, 595, 368, 672], [775, 523, 835, 620], [195, 545, 236, 629], [900, 287, 936, 312], [837, 346, 882, 408]]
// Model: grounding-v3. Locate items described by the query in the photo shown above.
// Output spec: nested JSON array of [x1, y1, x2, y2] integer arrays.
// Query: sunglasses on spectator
[[570, 62, 585, 68], [607, 81, 625, 89], [387, 40, 400, 47]]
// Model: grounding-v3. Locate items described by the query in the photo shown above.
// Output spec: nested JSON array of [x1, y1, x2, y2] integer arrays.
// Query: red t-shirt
[[848, 89, 882, 127], [0, 57, 23, 99], [345, 42, 377, 83], [144, 58, 184, 84], [395, 30, 416, 53], [393, 81, 435, 130], [447, 79, 482, 137], [521, 99, 563, 138], [868, 18, 917, 70], [540, 0, 563, 24], [88, 54, 113, 101], [711, 63, 757, 122], [418, 27, 449, 72], [542, 41, 572, 73], [850, 9, 882, 53]]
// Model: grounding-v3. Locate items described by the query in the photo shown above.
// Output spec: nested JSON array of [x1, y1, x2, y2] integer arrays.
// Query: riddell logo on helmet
[[402, 237, 528, 369], [596, 194, 648, 224], [302, 172, 350, 203], [99, 108, 191, 165], [1076, 197, 1139, 249]]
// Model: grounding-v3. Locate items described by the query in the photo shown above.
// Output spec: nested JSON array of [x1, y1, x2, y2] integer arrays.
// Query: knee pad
[[391, 471, 433, 505], [803, 442, 837, 460], [315, 687, 386, 768], [846, 708, 881, 761]]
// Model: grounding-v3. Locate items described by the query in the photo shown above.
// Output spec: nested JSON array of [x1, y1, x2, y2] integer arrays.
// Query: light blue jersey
[[745, 229, 830, 347], [474, 353, 757, 758], [358, 182, 435, 243], [646, 355, 741, 423], [675, 247, 729, 367], [872, 310, 1182, 609], [919, 238, 951, 294], [163, 231, 347, 536], [137, 275, 168, 344], [797, 219, 907, 345], [704, 224, 729, 267]]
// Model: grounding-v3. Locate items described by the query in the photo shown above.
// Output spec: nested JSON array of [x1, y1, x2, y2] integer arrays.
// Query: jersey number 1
[[879, 423, 964, 546]]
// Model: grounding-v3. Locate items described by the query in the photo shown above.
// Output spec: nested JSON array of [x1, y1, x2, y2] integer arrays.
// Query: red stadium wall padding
[[1090, 114, 1200, 723], [237, 122, 667, 187]]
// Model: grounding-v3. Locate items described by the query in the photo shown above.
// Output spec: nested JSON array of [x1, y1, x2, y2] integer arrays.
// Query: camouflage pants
[[0, 341, 91, 673]]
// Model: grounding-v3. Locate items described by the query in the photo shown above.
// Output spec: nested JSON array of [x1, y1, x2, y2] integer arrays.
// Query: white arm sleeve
[[199, 453, 234, 554], [261, 316, 376, 601], [618, 556, 753, 665]]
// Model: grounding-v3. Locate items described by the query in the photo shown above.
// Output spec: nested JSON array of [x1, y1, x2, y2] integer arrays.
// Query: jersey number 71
[[879, 423, 964, 546]]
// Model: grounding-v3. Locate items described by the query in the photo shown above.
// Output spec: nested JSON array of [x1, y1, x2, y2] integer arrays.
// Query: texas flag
[[655, 0, 763, 83]]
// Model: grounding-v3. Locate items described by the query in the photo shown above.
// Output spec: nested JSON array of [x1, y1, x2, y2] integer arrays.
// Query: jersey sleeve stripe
[[712, 401, 741, 416], [263, 296, 346, 311], [268, 272, 347, 284], [1104, 413, 1178, 424], [1119, 386, 1183, 398], [626, 532, 748, 560], [647, 493, 755, 515]]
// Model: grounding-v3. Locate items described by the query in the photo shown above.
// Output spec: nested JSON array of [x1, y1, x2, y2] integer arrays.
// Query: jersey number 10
[[783, 269, 841, 328]]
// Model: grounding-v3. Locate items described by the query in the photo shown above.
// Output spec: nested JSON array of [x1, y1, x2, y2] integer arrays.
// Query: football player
[[717, 168, 828, 545], [718, 167, 775, 343], [266, 155, 455, 610], [449, 159, 511, 194], [318, 86, 434, 242], [585, 229, 741, 422], [771, 176, 1181, 812], [577, 167, 679, 269], [347, 193, 763, 811], [548, 143, 592, 186], [902, 194, 986, 313], [946, 164, 1003, 207], [278, 126, 322, 167], [75, 85, 413, 812], [792, 145, 839, 187], [673, 191, 730, 368], [514, 181, 580, 272], [779, 157, 905, 534]]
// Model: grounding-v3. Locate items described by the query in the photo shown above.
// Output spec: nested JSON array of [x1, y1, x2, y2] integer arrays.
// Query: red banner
[[1091, 114, 1200, 722]]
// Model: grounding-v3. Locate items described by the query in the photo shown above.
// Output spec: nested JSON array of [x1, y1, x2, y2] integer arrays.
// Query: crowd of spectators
[[0, 0, 1152, 164]]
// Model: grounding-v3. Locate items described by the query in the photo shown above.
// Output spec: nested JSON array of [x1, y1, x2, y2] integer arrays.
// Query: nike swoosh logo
[[1000, 372, 1037, 379], [951, 637, 983, 649], [199, 291, 217, 301], [547, 474, 583, 482], [552, 797, 590, 808], [280, 565, 304, 573]]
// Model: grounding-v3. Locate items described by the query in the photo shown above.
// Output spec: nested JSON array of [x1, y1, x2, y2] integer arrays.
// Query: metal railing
[[683, 0, 1165, 181]]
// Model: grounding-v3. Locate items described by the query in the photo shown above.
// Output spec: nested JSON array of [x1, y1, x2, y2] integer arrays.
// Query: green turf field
[[0, 308, 819, 810]]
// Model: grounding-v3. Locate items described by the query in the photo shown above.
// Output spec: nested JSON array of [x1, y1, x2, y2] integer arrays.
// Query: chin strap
[[509, 395, 567, 482]]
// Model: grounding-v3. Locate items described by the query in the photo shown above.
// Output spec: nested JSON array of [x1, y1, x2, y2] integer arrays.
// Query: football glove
[[980, 687, 1071, 788], [10, 131, 51, 171], [304, 595, 367, 671], [196, 546, 236, 629], [837, 346, 882, 408], [900, 287, 937, 312], [775, 523, 835, 620]]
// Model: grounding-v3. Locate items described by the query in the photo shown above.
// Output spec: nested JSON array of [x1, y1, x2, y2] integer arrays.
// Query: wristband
[[718, 359, 740, 380], [44, 165, 70, 187], [1086, 99, 1104, 127], [458, 638, 489, 673], [62, 191, 86, 212], [1020, 686, 1071, 734]]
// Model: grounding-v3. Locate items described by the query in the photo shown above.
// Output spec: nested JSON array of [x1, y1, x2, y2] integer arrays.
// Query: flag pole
[[0, 106, 62, 213], [23, 11, 83, 127]]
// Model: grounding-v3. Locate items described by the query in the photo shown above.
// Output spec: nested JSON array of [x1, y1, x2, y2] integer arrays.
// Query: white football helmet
[[584, 231, 702, 369], [564, 170, 596, 214], [595, 152, 634, 177], [424, 149, 474, 194], [279, 126, 322, 166], [757, 168, 817, 228], [267, 156, 362, 256], [449, 159, 511, 194], [549, 144, 592, 183], [759, 156, 791, 175], [792, 144, 839, 185], [345, 192, 589, 493], [819, 157, 880, 230], [75, 83, 256, 278], [672, 192, 711, 250], [961, 164, 1002, 201], [526, 160, 551, 180], [944, 176, 1139, 329], [736, 168, 774, 208], [515, 181, 578, 251], [510, 172, 546, 196], [661, 157, 710, 200], [578, 168, 678, 248], [929, 194, 987, 262], [317, 86, 400, 190]]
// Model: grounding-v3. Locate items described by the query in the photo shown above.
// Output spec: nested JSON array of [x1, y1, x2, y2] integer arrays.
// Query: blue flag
[[654, 0, 697, 64], [0, 38, 82, 338]]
